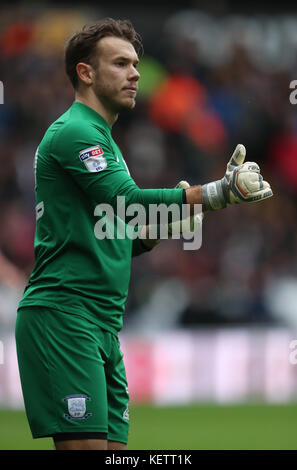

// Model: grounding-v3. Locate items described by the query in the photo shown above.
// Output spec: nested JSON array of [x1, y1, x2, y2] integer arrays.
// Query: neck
[[75, 89, 118, 127]]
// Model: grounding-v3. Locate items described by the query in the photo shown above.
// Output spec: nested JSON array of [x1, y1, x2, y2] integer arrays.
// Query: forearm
[[138, 184, 203, 247], [184, 185, 203, 212], [111, 183, 185, 218]]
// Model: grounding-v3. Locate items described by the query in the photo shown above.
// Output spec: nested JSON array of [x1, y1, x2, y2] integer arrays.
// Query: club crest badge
[[63, 394, 92, 420]]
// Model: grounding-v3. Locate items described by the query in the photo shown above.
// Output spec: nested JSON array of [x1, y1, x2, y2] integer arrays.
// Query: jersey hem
[[17, 300, 120, 336]]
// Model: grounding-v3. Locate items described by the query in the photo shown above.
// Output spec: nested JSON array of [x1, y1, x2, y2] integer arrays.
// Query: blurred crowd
[[0, 5, 297, 332]]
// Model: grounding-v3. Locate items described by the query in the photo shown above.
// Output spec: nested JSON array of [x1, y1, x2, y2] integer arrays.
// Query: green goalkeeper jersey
[[18, 101, 184, 334]]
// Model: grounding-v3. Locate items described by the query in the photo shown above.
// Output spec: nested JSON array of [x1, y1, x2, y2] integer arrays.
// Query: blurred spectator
[[1, 4, 297, 331]]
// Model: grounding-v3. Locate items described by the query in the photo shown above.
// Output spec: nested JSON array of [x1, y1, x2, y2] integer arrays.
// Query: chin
[[119, 98, 136, 111], [125, 96, 136, 107]]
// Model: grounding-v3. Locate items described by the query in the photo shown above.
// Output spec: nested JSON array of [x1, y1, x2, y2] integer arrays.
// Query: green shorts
[[15, 307, 129, 444]]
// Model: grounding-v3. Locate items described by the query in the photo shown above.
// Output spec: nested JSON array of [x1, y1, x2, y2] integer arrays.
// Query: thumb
[[228, 144, 246, 168]]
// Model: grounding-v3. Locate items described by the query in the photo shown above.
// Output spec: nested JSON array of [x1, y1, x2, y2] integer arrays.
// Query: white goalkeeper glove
[[168, 180, 203, 237], [202, 144, 273, 211]]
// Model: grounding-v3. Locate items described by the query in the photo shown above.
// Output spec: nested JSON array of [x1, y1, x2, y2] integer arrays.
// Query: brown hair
[[65, 18, 143, 89]]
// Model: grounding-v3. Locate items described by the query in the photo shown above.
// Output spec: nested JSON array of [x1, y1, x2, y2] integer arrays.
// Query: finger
[[263, 181, 271, 190], [237, 172, 263, 193], [176, 180, 190, 189], [262, 181, 273, 198], [247, 184, 273, 203], [228, 144, 246, 168]]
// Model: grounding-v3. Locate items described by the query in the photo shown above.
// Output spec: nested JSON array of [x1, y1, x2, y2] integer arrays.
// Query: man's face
[[92, 36, 140, 113]]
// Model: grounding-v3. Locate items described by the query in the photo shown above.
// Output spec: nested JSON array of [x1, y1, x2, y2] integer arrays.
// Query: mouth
[[123, 87, 137, 94]]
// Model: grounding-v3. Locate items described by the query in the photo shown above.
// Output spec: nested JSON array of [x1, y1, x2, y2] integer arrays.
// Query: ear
[[76, 62, 95, 86]]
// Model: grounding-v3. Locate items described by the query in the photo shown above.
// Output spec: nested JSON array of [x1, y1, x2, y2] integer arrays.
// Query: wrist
[[202, 180, 227, 211]]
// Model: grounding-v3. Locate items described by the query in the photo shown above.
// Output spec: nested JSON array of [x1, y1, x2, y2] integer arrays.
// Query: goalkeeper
[[15, 18, 273, 451]]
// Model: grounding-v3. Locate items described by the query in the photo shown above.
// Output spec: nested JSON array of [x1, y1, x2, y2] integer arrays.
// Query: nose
[[129, 65, 140, 81]]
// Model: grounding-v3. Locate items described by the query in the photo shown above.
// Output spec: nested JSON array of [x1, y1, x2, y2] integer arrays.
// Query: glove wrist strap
[[202, 180, 227, 211]]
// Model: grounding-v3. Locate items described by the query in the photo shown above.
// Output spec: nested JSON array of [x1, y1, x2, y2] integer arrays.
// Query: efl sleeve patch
[[79, 146, 107, 172]]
